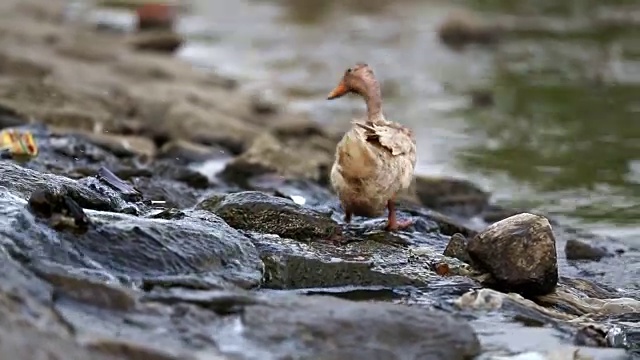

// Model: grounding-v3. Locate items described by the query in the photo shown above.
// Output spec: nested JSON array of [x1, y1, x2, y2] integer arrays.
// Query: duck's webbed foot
[[385, 218, 413, 231], [384, 198, 412, 231]]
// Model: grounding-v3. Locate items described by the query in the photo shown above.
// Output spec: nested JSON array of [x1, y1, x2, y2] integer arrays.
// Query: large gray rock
[[0, 238, 480, 360], [56, 283, 481, 360], [0, 161, 128, 213], [214, 292, 481, 360], [219, 130, 335, 187], [565, 238, 611, 261], [467, 213, 558, 296], [0, 164, 264, 290], [197, 191, 340, 241], [0, 250, 120, 360]]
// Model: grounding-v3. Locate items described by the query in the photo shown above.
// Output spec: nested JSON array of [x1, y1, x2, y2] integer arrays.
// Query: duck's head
[[327, 63, 378, 100]]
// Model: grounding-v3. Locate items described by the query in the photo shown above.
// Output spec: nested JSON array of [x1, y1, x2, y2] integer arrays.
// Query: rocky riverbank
[[0, 0, 638, 359]]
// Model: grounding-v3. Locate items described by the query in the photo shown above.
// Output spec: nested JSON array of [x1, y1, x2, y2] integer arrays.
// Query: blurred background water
[[171, 0, 639, 243], [170, 3, 640, 350]]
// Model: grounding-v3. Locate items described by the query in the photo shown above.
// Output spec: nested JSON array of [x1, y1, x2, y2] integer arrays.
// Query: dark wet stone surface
[[467, 213, 559, 296], [96, 166, 142, 202], [0, 161, 264, 291], [443, 233, 473, 265], [565, 238, 613, 262], [53, 284, 481, 360], [197, 191, 340, 241], [0, 161, 129, 213], [0, 232, 483, 360], [414, 176, 490, 218], [28, 186, 92, 232]]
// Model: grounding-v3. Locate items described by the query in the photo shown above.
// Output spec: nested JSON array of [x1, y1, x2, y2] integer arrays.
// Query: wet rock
[[565, 239, 611, 261], [0, 79, 113, 133], [224, 293, 481, 360], [467, 213, 558, 296], [33, 262, 137, 311], [455, 289, 555, 326], [246, 175, 337, 208], [0, 249, 120, 360], [112, 52, 237, 92], [106, 160, 210, 209], [254, 230, 456, 289], [0, 246, 125, 360], [128, 30, 183, 54], [480, 204, 524, 223], [142, 288, 265, 314], [158, 101, 259, 154], [437, 9, 500, 49], [148, 160, 212, 189], [221, 132, 332, 187], [28, 187, 92, 232], [0, 161, 128, 213], [406, 205, 480, 238], [0, 51, 51, 78], [112, 55, 179, 82], [130, 177, 201, 209], [158, 139, 226, 163], [574, 325, 608, 347], [0, 322, 119, 360], [55, 39, 121, 63], [17, 129, 137, 177], [414, 175, 490, 217], [558, 277, 619, 299], [269, 116, 335, 139], [96, 166, 142, 202], [0, 103, 27, 129], [0, 248, 63, 330], [5, 229, 462, 359], [81, 132, 156, 159], [2, 185, 264, 289], [52, 283, 480, 360], [250, 88, 282, 115], [197, 191, 339, 241], [499, 347, 627, 360], [443, 233, 473, 265]]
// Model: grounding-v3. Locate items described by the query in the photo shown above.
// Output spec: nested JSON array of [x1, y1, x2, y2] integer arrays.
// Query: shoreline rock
[[467, 213, 559, 296]]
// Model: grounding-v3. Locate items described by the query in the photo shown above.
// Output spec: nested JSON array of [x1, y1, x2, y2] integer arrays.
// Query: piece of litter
[[290, 195, 306, 205], [0, 129, 39, 160], [151, 200, 167, 205]]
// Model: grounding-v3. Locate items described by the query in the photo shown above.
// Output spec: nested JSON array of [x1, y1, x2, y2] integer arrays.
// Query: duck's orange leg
[[384, 197, 412, 231]]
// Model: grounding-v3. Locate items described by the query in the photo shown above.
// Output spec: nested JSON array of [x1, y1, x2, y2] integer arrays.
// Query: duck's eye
[[346, 68, 352, 74]]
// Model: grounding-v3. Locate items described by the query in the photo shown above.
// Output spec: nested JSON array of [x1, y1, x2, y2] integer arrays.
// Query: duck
[[326, 63, 417, 231]]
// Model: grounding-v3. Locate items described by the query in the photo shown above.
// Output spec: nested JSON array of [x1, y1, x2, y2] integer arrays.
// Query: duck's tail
[[335, 129, 376, 180]]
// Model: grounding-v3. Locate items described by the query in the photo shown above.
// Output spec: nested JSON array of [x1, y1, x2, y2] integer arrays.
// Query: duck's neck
[[363, 81, 385, 124]]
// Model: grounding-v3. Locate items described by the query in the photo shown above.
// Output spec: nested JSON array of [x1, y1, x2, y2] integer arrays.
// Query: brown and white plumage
[[327, 63, 417, 231]]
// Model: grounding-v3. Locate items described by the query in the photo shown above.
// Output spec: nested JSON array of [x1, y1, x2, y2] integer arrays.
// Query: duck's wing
[[354, 121, 415, 157]]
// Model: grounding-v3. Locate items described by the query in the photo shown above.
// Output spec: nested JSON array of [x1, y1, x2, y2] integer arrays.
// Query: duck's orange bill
[[327, 81, 349, 100]]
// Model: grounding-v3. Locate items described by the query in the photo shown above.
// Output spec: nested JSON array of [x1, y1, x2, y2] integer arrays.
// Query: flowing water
[[175, 0, 640, 246]]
